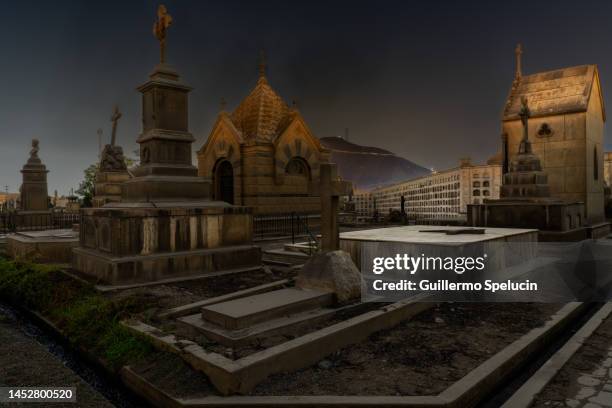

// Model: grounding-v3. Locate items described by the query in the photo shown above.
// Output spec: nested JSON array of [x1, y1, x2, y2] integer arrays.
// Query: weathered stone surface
[[8, 229, 78, 263], [296, 250, 361, 303], [19, 139, 49, 212]]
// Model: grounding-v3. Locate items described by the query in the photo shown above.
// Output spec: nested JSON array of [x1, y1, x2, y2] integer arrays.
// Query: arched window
[[285, 157, 309, 177], [483, 181, 490, 187], [473, 181, 481, 188], [473, 189, 480, 196]]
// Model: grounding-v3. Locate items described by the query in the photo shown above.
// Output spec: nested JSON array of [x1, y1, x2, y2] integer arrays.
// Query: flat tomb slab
[[7, 229, 79, 263], [201, 288, 333, 330], [340, 225, 537, 246]]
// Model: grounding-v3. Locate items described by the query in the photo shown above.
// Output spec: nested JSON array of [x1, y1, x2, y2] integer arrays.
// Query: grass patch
[[0, 258, 153, 370]]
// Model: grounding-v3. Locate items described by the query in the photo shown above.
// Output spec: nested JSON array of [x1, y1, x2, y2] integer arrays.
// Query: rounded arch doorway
[[214, 160, 234, 204]]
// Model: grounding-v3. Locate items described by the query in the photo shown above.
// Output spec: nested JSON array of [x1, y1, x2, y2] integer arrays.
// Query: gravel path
[[0, 310, 114, 407]]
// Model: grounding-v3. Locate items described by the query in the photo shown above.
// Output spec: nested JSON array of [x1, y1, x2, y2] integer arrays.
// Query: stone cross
[[110, 106, 122, 146], [258, 50, 266, 78], [319, 163, 352, 252], [153, 5, 173, 64], [518, 96, 532, 154], [515, 43, 522, 79]]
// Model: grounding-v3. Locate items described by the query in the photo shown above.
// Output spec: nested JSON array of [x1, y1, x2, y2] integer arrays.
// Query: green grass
[[0, 258, 153, 369]]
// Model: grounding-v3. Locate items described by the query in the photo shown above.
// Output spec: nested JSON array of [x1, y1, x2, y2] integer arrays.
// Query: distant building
[[0, 193, 19, 211], [361, 158, 502, 223], [353, 188, 375, 217]]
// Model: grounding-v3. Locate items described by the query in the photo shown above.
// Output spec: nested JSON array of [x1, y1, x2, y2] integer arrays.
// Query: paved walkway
[[0, 310, 114, 407], [533, 310, 612, 408], [565, 353, 612, 408]]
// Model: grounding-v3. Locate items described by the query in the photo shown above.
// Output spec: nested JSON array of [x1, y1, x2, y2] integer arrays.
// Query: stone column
[[19, 139, 49, 212], [319, 163, 352, 252]]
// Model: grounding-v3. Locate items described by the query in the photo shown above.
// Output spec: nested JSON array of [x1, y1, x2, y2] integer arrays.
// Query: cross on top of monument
[[110, 105, 122, 146], [515, 43, 522, 79], [258, 50, 267, 78], [153, 5, 173, 64]]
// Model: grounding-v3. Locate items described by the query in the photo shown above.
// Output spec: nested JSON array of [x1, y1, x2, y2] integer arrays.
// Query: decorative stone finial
[[220, 97, 227, 111], [515, 43, 522, 79], [30, 139, 39, 159], [110, 105, 122, 146], [153, 5, 173, 64], [258, 49, 267, 78]]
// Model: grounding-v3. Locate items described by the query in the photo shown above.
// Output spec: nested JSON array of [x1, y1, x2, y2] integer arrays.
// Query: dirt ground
[[531, 307, 612, 407], [196, 301, 383, 359], [107, 267, 295, 318], [250, 302, 561, 396]]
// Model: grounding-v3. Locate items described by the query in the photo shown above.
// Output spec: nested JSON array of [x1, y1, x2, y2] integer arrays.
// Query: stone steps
[[262, 248, 310, 266], [201, 287, 333, 330]]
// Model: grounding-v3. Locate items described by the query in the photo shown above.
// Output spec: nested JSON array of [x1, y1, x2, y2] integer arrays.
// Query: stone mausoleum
[[469, 97, 587, 241], [73, 8, 259, 284], [197, 55, 330, 215], [500, 44, 607, 235]]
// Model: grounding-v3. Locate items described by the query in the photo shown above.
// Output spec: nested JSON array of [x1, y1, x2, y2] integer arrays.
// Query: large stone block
[[296, 250, 362, 303]]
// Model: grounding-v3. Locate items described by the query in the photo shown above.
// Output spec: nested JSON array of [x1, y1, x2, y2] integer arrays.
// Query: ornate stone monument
[[93, 106, 131, 207], [18, 139, 52, 227], [73, 5, 259, 284], [469, 97, 588, 241]]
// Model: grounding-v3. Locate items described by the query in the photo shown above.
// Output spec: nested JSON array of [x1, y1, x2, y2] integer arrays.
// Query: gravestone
[[93, 106, 130, 207], [17, 139, 52, 228], [72, 5, 259, 284], [19, 139, 49, 212]]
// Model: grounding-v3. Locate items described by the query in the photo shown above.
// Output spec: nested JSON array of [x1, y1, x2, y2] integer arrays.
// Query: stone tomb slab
[[340, 225, 538, 271], [7, 229, 79, 263], [201, 287, 333, 330], [180, 306, 338, 348]]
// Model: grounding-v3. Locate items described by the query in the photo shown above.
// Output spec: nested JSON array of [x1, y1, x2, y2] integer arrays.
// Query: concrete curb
[[122, 303, 588, 406], [501, 302, 612, 408]]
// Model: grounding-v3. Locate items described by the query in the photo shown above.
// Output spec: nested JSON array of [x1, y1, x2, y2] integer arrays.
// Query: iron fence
[[253, 213, 319, 242], [0, 212, 80, 234]]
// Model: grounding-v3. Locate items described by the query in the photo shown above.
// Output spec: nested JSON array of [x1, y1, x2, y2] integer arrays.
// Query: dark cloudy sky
[[1, 0, 611, 195]]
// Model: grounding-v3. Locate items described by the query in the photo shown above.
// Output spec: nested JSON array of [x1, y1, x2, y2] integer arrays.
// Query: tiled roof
[[230, 76, 291, 142], [503, 65, 601, 120]]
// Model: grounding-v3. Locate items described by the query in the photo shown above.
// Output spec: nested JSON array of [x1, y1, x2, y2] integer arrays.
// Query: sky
[[1, 0, 612, 195]]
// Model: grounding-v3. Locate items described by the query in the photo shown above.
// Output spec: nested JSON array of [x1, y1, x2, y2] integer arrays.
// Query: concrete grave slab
[[201, 287, 333, 330]]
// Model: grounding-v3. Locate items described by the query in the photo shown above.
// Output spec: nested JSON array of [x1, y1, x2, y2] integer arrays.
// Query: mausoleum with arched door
[[197, 59, 329, 215]]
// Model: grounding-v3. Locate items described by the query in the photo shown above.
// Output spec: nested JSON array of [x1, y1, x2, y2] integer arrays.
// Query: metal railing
[[253, 212, 319, 243], [0, 212, 80, 234]]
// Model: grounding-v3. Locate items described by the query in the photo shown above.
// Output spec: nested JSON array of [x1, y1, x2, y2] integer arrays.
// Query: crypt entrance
[[214, 159, 234, 204]]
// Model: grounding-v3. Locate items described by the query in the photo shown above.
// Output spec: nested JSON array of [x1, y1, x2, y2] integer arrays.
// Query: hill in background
[[319, 137, 430, 190]]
